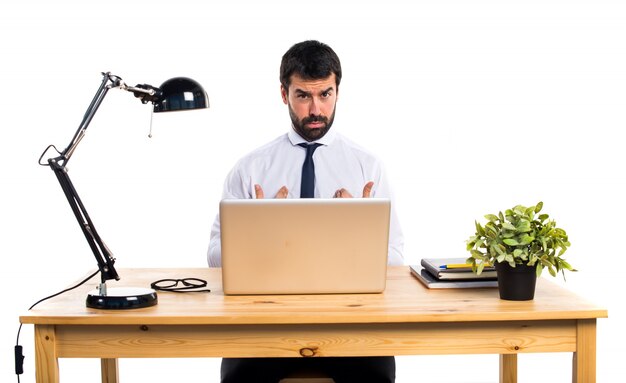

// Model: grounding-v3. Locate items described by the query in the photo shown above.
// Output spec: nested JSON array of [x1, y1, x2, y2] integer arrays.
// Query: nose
[[308, 97, 321, 116]]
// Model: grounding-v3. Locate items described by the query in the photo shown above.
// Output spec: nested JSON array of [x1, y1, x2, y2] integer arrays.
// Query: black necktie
[[298, 143, 322, 198]]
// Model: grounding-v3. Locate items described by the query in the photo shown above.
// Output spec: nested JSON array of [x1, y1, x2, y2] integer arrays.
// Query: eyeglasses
[[150, 278, 211, 293]]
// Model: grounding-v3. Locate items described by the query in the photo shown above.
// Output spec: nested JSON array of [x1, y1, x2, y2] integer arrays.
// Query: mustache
[[302, 115, 328, 125]]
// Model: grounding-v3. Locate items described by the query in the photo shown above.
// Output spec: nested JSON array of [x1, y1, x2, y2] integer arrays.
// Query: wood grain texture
[[499, 354, 517, 383], [101, 358, 118, 383], [34, 325, 59, 383], [573, 319, 597, 383], [20, 267, 608, 326], [53, 320, 576, 358]]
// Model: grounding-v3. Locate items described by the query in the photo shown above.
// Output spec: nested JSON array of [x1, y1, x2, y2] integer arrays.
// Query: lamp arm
[[48, 157, 120, 283], [61, 72, 120, 164], [60, 74, 159, 163], [43, 72, 125, 284]]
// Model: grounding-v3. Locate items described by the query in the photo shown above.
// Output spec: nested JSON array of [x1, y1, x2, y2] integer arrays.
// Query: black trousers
[[221, 356, 395, 383]]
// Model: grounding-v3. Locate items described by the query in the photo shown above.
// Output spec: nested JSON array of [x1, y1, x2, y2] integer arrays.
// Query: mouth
[[306, 121, 325, 129]]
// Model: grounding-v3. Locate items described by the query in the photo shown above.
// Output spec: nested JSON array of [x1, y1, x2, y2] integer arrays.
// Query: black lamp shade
[[153, 77, 209, 113]]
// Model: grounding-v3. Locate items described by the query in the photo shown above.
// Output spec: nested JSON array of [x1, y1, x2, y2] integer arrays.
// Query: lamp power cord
[[15, 269, 99, 383]]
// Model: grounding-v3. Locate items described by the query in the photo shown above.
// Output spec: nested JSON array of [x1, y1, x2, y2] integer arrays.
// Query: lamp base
[[86, 287, 158, 309]]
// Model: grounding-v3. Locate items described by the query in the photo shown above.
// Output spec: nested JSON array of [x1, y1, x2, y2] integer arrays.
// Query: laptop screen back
[[220, 198, 390, 295]]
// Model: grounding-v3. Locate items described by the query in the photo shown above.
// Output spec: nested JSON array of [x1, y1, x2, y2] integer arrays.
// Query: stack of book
[[410, 257, 498, 289]]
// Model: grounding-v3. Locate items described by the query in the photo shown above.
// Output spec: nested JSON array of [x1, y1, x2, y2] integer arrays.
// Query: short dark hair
[[279, 40, 342, 92]]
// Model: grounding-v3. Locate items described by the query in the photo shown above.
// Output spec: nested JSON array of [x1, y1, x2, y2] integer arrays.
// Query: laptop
[[220, 198, 390, 295]]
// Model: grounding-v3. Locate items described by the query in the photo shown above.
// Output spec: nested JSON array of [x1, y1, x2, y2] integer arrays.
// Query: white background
[[2, 0, 624, 382]]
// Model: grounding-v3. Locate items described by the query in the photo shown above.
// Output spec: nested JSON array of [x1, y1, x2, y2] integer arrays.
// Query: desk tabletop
[[20, 267, 607, 326]]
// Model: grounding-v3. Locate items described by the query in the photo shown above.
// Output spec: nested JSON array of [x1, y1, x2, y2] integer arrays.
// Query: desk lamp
[[38, 72, 209, 309]]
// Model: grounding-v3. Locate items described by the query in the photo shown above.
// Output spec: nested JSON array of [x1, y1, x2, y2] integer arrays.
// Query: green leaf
[[502, 222, 517, 231], [484, 214, 499, 222], [470, 250, 484, 259], [503, 238, 519, 246], [477, 262, 485, 275], [548, 265, 557, 277], [475, 221, 485, 236], [516, 220, 531, 233], [535, 201, 543, 213], [525, 206, 535, 219], [559, 260, 574, 271], [485, 223, 498, 239], [518, 234, 535, 245], [495, 244, 506, 256]]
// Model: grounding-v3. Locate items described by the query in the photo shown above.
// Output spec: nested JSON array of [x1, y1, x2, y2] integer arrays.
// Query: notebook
[[219, 198, 390, 295]]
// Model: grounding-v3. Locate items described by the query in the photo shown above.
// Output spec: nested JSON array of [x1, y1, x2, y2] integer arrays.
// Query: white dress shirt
[[208, 128, 404, 266]]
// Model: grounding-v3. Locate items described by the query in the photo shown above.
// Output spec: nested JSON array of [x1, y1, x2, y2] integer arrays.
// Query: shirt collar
[[288, 126, 336, 147]]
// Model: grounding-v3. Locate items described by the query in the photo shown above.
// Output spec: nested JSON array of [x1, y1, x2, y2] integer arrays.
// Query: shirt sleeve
[[207, 165, 252, 267], [370, 161, 405, 266], [207, 215, 222, 267]]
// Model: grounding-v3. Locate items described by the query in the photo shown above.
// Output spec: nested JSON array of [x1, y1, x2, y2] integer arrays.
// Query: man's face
[[281, 73, 338, 141]]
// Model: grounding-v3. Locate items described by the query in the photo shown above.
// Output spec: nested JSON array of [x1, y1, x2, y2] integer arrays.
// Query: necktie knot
[[298, 142, 322, 155], [298, 143, 322, 198]]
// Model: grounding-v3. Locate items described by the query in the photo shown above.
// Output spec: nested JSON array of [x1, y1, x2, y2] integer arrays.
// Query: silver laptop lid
[[220, 198, 390, 295]]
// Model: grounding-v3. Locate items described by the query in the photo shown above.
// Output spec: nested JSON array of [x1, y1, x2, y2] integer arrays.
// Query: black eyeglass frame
[[150, 278, 211, 293]]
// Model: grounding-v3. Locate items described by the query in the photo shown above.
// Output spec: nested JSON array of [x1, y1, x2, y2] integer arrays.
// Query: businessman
[[208, 40, 404, 383]]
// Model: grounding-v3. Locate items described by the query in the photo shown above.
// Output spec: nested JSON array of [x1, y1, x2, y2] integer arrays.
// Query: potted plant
[[465, 201, 575, 300]]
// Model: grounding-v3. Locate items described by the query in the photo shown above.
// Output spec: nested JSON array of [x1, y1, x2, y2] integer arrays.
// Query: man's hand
[[334, 181, 374, 198], [255, 184, 288, 199]]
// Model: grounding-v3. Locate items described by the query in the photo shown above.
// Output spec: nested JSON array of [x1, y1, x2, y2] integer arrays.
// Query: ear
[[280, 85, 288, 104]]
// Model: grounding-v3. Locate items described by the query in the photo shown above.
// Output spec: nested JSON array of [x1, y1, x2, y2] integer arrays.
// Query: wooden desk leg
[[34, 325, 59, 383], [573, 319, 596, 383], [499, 354, 517, 383], [101, 359, 119, 383]]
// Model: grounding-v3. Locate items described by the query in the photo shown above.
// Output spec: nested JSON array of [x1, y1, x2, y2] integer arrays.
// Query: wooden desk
[[20, 267, 607, 383]]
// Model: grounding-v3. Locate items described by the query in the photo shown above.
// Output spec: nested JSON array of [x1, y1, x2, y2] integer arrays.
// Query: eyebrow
[[294, 87, 335, 96]]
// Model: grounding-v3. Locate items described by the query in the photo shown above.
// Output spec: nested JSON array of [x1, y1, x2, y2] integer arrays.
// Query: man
[[208, 40, 403, 383]]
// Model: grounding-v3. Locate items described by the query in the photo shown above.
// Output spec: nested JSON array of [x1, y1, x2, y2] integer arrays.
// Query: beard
[[289, 103, 336, 142]]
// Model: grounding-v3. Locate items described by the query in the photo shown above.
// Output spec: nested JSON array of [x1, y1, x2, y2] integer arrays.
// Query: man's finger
[[275, 186, 288, 199], [362, 181, 374, 198], [334, 188, 354, 198], [254, 184, 265, 199]]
